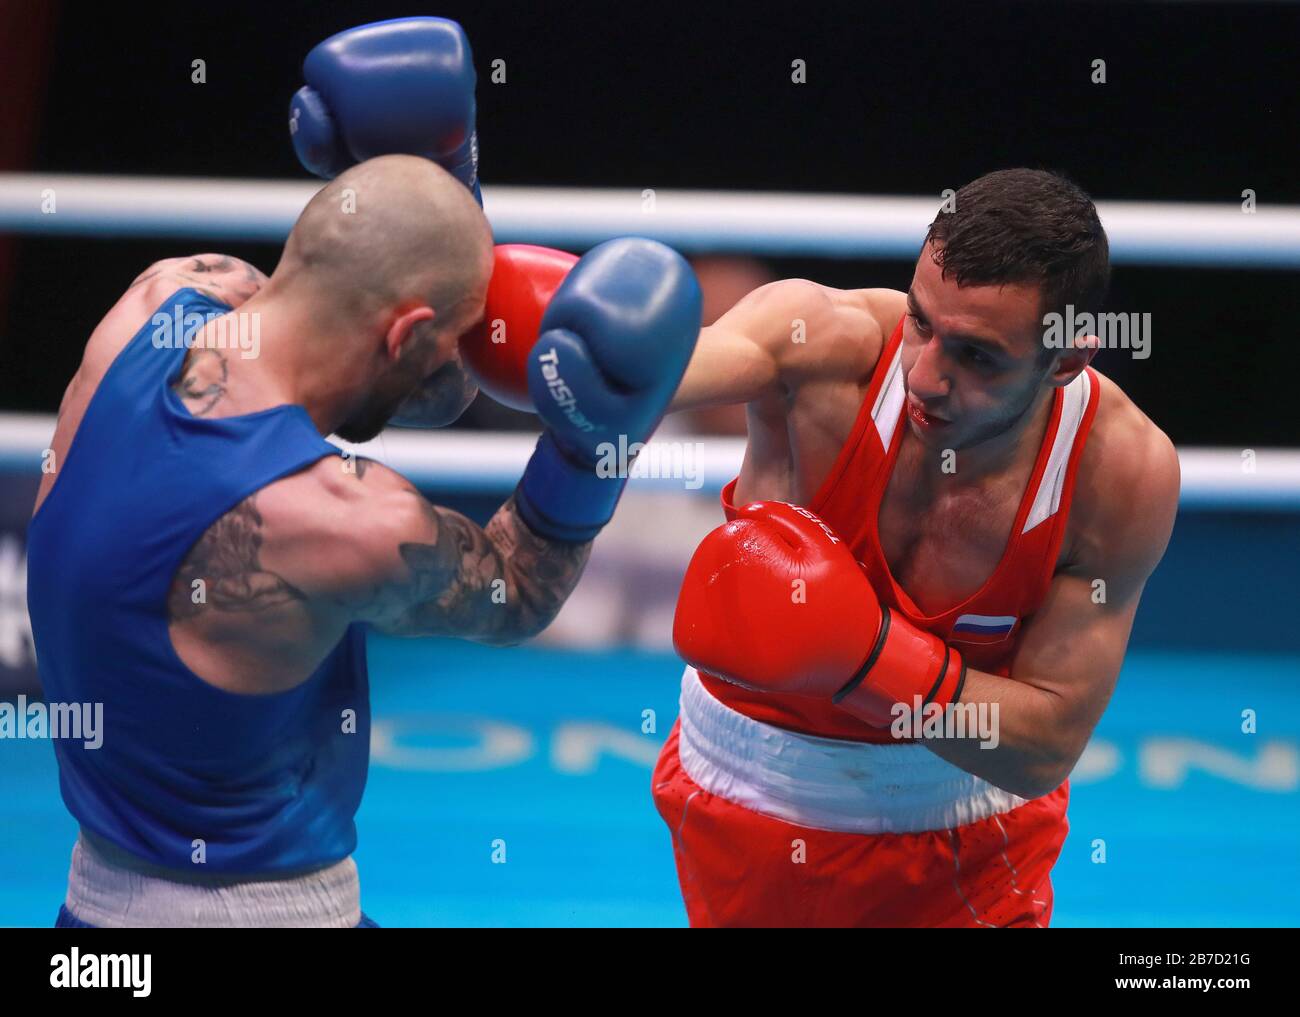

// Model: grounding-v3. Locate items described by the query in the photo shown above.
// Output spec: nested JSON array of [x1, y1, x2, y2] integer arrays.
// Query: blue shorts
[[56, 904, 379, 928]]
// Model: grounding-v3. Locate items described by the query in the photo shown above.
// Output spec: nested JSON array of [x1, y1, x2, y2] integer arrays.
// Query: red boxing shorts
[[652, 667, 1070, 927]]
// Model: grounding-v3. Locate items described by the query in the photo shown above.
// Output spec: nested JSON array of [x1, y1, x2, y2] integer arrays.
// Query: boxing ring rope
[[1, 173, 1300, 266], [1, 411, 1297, 509], [0, 173, 1297, 508]]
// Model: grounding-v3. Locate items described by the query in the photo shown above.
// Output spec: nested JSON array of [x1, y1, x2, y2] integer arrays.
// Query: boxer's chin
[[335, 413, 388, 445], [336, 393, 405, 444]]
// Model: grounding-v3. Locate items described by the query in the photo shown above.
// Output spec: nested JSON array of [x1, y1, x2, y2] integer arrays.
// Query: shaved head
[[278, 154, 493, 317], [265, 155, 494, 441]]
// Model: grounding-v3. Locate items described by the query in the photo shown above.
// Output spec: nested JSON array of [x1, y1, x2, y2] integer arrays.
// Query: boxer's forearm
[[370, 493, 591, 645], [478, 496, 593, 643], [667, 324, 779, 413], [912, 666, 1082, 800]]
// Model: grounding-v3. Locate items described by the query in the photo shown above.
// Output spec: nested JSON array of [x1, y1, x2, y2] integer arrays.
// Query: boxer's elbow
[[1008, 687, 1093, 798], [470, 609, 553, 648], [1007, 762, 1071, 801], [1008, 739, 1081, 799], [463, 570, 571, 647], [979, 727, 1076, 799], [494, 580, 570, 645], [477, 513, 591, 647]]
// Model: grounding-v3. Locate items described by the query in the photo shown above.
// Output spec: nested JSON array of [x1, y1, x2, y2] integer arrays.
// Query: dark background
[[1, 0, 1297, 444]]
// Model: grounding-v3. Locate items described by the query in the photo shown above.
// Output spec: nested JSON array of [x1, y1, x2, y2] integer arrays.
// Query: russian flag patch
[[950, 613, 1018, 643]]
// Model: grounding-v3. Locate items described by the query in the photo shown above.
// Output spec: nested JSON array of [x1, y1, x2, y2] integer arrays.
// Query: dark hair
[[924, 169, 1110, 339]]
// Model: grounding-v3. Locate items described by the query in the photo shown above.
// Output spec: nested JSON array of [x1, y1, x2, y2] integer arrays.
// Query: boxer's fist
[[512, 237, 702, 543], [289, 17, 480, 201], [674, 502, 881, 698], [459, 245, 580, 411], [674, 501, 967, 727], [529, 237, 701, 463]]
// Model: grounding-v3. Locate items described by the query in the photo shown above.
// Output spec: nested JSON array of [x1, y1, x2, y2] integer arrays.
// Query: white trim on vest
[[1022, 370, 1092, 534], [871, 343, 906, 452]]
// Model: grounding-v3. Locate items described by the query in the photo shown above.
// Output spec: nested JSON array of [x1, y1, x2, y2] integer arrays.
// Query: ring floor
[[3, 636, 1296, 927]]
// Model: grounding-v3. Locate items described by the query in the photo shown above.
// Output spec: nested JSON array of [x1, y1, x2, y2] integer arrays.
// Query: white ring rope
[[1, 175, 1294, 508], [0, 174, 1298, 266], [0, 413, 1295, 508]]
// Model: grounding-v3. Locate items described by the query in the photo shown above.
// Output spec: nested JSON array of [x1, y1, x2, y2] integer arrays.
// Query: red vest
[[699, 315, 1101, 742]]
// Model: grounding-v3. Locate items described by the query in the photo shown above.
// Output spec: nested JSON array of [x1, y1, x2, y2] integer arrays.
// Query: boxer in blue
[[27, 18, 701, 927]]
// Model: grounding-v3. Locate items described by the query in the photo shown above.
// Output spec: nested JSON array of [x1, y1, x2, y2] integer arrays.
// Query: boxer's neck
[[186, 286, 380, 438]]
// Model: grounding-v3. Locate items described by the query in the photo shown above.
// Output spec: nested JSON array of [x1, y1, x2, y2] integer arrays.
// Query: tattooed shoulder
[[130, 254, 268, 305], [173, 348, 229, 415], [169, 494, 305, 623]]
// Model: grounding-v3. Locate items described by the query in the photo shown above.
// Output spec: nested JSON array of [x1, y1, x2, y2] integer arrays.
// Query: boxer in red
[[654, 168, 1180, 927]]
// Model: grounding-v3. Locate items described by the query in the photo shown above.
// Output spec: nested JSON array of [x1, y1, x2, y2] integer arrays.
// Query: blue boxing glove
[[515, 238, 702, 543], [288, 16, 481, 202]]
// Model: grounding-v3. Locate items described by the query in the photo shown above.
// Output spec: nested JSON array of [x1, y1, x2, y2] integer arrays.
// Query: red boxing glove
[[672, 501, 966, 727], [459, 244, 579, 411]]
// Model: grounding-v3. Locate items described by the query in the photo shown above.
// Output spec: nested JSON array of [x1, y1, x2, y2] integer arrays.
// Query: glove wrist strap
[[515, 432, 627, 543], [833, 607, 966, 727]]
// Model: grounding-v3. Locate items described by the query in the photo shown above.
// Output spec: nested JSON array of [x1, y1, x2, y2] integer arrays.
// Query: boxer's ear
[[385, 305, 436, 361]]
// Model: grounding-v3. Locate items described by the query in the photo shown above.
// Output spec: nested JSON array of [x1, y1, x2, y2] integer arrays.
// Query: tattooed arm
[[129, 253, 269, 308], [368, 493, 592, 643], [324, 459, 591, 644]]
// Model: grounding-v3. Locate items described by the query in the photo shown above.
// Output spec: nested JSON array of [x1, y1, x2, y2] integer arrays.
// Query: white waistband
[[677, 666, 1027, 834], [65, 833, 362, 928]]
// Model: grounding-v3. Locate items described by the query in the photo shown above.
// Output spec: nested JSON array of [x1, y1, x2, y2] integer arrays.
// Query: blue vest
[[27, 289, 370, 874]]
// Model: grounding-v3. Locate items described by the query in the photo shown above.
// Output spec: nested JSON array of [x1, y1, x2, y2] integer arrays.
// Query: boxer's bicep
[[1007, 571, 1143, 764], [926, 573, 1146, 799], [1006, 453, 1179, 768]]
